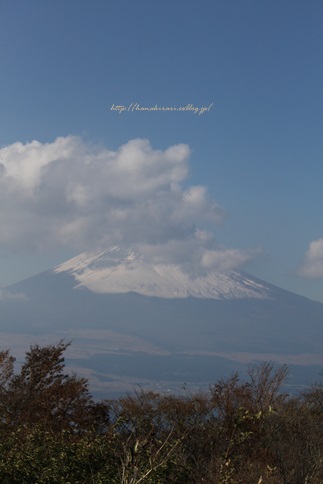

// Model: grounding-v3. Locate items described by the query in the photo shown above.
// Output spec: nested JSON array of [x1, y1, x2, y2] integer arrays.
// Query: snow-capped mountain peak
[[53, 246, 271, 300]]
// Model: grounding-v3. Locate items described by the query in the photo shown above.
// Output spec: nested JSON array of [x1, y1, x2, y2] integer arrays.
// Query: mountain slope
[[53, 246, 271, 300], [2, 247, 323, 396]]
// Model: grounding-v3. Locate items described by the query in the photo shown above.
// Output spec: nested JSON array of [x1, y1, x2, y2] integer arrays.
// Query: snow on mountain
[[53, 246, 271, 300], [4, 246, 323, 396]]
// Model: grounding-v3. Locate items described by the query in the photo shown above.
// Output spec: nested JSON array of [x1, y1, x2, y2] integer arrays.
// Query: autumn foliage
[[0, 342, 323, 483]]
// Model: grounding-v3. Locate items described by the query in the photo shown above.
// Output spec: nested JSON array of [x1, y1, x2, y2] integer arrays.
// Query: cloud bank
[[297, 239, 323, 278], [0, 291, 26, 301], [0, 136, 256, 273]]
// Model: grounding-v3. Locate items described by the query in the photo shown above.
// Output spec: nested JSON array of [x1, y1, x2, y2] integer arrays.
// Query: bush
[[1, 342, 323, 483]]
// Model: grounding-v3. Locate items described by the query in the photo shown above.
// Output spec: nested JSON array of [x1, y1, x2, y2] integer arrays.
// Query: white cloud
[[297, 238, 323, 278], [0, 136, 258, 273], [200, 248, 257, 272], [0, 291, 26, 301]]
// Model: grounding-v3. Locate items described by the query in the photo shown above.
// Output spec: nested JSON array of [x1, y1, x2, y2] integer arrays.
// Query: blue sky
[[0, 0, 323, 301]]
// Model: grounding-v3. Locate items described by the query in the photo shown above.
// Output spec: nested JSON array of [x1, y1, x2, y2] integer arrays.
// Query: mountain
[[1, 246, 323, 397], [53, 246, 271, 300]]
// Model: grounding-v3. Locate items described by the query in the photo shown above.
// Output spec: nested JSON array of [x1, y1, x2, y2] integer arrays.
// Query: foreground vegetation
[[1, 341, 323, 483]]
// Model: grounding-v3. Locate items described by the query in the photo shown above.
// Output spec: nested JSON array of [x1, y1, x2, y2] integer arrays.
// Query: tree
[[2, 342, 323, 483], [209, 363, 288, 482], [0, 340, 109, 433]]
